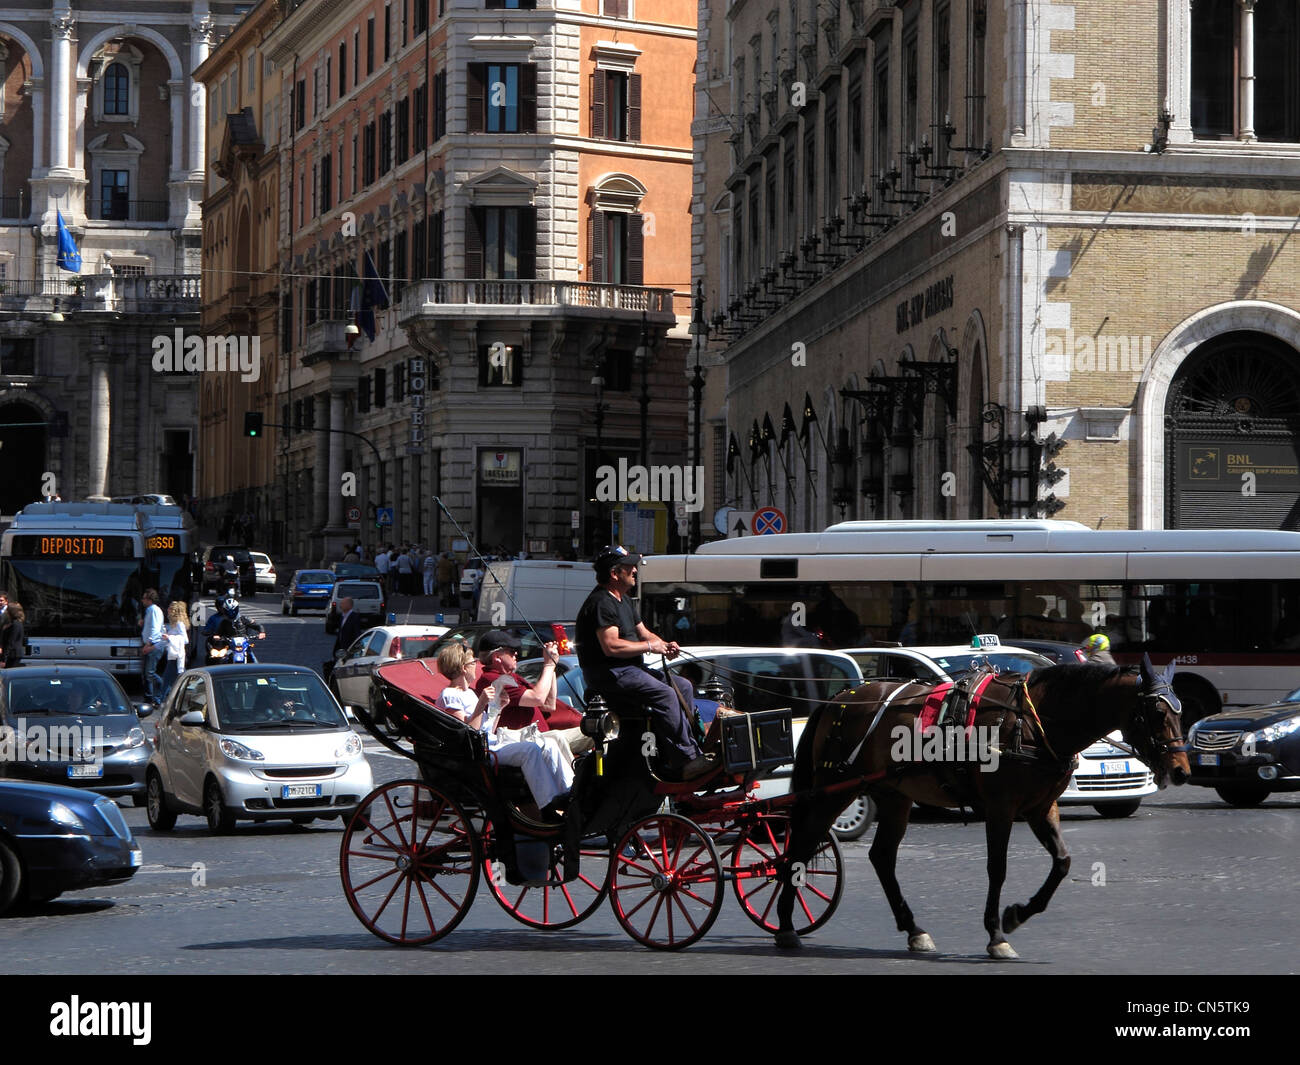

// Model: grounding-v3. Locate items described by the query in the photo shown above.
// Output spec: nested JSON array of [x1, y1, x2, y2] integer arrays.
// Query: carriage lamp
[[580, 694, 619, 741]]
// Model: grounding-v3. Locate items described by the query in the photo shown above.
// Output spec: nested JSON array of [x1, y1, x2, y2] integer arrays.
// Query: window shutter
[[589, 211, 605, 283], [465, 207, 484, 278], [466, 64, 484, 133], [519, 209, 536, 279], [520, 65, 538, 133], [628, 73, 642, 142], [592, 70, 606, 137], [627, 213, 644, 285]]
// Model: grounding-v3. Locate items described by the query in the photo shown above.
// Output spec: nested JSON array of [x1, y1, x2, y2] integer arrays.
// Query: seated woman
[[434, 642, 572, 820]]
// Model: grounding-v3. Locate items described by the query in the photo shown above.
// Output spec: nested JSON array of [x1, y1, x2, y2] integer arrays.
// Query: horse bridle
[[1114, 680, 1190, 761]]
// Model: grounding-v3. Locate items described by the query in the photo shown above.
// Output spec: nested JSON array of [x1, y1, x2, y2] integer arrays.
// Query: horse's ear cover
[[1161, 659, 1177, 684], [1139, 653, 1156, 683]]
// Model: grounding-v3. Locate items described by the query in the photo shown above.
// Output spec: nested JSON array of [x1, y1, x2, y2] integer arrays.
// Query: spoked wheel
[[609, 814, 723, 950], [484, 828, 610, 931], [339, 780, 480, 946], [730, 816, 844, 936]]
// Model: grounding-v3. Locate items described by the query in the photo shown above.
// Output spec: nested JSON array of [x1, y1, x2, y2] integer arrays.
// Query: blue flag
[[355, 250, 390, 341], [56, 210, 82, 273]]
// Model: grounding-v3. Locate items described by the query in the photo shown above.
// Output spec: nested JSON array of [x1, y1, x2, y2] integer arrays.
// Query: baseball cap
[[478, 629, 523, 654], [594, 545, 645, 578]]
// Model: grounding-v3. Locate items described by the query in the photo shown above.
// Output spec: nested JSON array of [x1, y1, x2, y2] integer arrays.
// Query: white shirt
[[141, 603, 165, 645], [375, 553, 390, 574]]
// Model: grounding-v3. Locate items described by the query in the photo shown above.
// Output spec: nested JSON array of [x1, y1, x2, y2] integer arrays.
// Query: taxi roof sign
[[970, 634, 1001, 649]]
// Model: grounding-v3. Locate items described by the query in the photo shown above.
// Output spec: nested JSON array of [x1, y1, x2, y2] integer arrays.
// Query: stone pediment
[[462, 166, 537, 206]]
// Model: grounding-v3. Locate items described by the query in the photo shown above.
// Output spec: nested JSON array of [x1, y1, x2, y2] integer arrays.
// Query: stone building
[[694, 0, 1300, 533], [0, 1, 243, 517], [253, 0, 697, 564]]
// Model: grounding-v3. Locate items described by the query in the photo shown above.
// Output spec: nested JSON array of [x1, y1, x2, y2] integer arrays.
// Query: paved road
[[4, 606, 1297, 976]]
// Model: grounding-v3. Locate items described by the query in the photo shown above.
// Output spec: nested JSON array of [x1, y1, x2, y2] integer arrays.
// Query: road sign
[[714, 507, 736, 535], [346, 506, 362, 523], [571, 510, 580, 529], [376, 507, 394, 526], [729, 514, 749, 538], [752, 507, 787, 535]]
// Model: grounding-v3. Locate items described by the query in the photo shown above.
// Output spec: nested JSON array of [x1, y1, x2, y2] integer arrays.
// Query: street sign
[[752, 507, 787, 535], [571, 510, 580, 529], [376, 507, 394, 526], [346, 506, 362, 523], [730, 514, 749, 538], [714, 507, 736, 535]]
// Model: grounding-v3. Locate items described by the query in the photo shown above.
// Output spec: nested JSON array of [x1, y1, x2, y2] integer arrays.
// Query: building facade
[[0, 1, 243, 516], [250, 0, 696, 564], [695, 0, 1300, 533]]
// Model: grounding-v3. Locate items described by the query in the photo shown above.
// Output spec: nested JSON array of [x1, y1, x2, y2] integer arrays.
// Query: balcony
[[0, 275, 199, 315], [86, 199, 171, 224], [398, 279, 676, 324], [0, 195, 30, 221]]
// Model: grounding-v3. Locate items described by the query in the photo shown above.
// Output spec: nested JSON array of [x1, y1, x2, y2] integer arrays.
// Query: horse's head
[[1121, 655, 1191, 787]]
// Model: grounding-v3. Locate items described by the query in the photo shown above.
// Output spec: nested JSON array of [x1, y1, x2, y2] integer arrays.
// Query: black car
[[201, 545, 258, 597], [1186, 689, 1300, 806], [1001, 638, 1087, 665], [0, 780, 142, 912], [416, 621, 578, 662], [0, 666, 154, 806]]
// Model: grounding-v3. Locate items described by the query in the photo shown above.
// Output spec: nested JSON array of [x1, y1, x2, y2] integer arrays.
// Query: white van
[[475, 560, 595, 624]]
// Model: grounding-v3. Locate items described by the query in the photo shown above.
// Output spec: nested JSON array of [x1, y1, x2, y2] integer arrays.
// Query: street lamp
[[688, 281, 708, 550], [634, 310, 652, 469]]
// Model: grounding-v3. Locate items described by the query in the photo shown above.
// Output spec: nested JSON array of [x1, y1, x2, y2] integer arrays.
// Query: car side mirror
[[179, 710, 206, 726], [134, 702, 155, 718], [334, 648, 347, 661]]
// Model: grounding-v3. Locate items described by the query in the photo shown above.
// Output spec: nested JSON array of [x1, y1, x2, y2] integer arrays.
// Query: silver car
[[330, 624, 449, 712], [146, 665, 373, 834]]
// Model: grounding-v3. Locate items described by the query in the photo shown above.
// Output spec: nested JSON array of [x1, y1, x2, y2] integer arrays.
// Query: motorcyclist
[[1080, 633, 1116, 666], [206, 594, 265, 664]]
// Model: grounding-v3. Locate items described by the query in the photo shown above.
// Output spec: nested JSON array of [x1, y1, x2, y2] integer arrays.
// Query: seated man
[[576, 546, 714, 779], [474, 629, 591, 754]]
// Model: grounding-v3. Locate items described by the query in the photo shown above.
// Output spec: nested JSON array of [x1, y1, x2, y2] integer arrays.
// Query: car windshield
[[5, 674, 132, 716], [334, 564, 380, 578], [1280, 688, 1300, 703], [337, 582, 379, 597], [930, 651, 1052, 676], [211, 673, 348, 730], [212, 547, 252, 563], [4, 558, 149, 637], [298, 571, 335, 583]]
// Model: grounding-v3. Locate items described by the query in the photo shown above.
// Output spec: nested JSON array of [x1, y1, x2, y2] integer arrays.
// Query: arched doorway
[[0, 401, 47, 514], [1166, 331, 1300, 528]]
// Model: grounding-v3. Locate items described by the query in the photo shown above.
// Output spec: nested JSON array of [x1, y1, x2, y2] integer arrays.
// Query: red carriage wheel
[[609, 814, 723, 950], [730, 817, 844, 936], [340, 780, 480, 946], [483, 827, 610, 931]]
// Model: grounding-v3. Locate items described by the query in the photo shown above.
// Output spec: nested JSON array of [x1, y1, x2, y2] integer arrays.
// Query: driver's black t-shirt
[[576, 586, 642, 672]]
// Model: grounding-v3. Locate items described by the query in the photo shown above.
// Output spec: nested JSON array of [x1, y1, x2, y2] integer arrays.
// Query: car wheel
[[1094, 799, 1141, 818], [1172, 675, 1220, 732], [0, 839, 22, 916], [1214, 784, 1271, 808], [831, 794, 875, 841], [204, 779, 236, 835], [147, 772, 177, 831]]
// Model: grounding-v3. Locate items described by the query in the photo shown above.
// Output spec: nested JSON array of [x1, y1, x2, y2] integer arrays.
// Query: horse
[[773, 654, 1191, 957]]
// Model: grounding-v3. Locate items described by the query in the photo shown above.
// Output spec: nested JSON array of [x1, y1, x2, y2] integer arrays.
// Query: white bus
[[1, 502, 197, 682], [637, 519, 1300, 724]]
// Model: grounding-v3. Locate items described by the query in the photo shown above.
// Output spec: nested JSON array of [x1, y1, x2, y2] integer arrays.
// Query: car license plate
[[1198, 753, 1220, 766], [282, 784, 322, 799], [1099, 760, 1129, 775], [67, 764, 103, 779]]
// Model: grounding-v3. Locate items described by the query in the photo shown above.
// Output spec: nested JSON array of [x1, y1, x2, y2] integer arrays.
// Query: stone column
[[169, 81, 185, 174], [49, 11, 75, 173], [328, 388, 346, 528], [25, 79, 46, 172], [87, 346, 111, 498], [73, 76, 89, 178], [1239, 0, 1257, 142], [313, 393, 330, 533], [189, 15, 214, 175]]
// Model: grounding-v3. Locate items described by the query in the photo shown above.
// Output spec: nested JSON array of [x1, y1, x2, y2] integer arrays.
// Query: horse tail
[[792, 700, 829, 792]]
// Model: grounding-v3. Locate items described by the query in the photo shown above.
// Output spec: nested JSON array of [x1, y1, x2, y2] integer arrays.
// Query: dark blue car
[[0, 780, 142, 912], [281, 569, 337, 616]]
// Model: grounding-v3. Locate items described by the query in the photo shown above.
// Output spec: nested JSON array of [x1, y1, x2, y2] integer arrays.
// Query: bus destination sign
[[145, 534, 182, 552], [11, 535, 137, 559]]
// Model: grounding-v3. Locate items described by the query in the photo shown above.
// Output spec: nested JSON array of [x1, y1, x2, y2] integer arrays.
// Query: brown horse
[[773, 655, 1191, 957]]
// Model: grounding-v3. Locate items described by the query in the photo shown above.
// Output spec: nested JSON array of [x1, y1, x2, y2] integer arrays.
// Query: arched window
[[104, 62, 129, 115]]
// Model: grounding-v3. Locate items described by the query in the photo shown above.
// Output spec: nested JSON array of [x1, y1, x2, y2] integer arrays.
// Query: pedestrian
[[0, 590, 8, 623], [139, 589, 166, 704], [436, 552, 455, 606], [0, 602, 25, 669], [423, 550, 438, 597], [344, 544, 360, 563], [397, 545, 414, 596], [375, 545, 391, 593], [161, 601, 191, 700]]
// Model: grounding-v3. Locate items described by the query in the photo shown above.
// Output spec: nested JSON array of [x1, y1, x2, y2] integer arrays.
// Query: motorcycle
[[207, 632, 262, 664]]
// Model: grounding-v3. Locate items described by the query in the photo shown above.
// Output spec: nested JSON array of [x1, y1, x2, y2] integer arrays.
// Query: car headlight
[[48, 802, 89, 832], [335, 734, 363, 759], [219, 738, 265, 761], [123, 727, 146, 749], [1248, 716, 1300, 745]]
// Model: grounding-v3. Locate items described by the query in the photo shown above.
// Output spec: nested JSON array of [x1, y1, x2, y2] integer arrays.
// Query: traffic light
[[244, 411, 264, 438]]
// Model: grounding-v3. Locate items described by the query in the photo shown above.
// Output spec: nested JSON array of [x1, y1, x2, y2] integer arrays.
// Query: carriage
[[338, 657, 848, 950]]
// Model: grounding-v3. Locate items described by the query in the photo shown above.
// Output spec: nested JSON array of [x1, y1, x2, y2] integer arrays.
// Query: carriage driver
[[576, 546, 716, 780]]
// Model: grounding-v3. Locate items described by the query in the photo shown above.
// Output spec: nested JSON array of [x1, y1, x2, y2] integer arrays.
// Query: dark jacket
[[1, 617, 24, 668], [334, 610, 364, 657]]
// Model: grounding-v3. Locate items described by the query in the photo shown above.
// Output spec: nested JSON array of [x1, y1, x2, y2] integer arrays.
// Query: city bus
[[1, 502, 197, 683], [636, 519, 1300, 725]]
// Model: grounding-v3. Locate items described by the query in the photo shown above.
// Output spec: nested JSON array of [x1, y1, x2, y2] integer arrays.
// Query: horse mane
[[1025, 662, 1133, 723]]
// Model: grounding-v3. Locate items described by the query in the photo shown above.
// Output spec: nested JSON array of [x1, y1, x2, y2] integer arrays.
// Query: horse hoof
[[774, 931, 802, 950], [987, 941, 1019, 960], [908, 933, 936, 953]]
